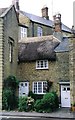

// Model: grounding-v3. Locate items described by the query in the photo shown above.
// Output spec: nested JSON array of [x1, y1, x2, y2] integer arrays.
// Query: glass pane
[[41, 61, 43, 68], [38, 82, 42, 93], [43, 82, 47, 93], [63, 87, 66, 91], [34, 82, 37, 93], [67, 87, 70, 91]]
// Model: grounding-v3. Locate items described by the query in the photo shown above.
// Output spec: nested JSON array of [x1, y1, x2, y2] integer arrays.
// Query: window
[[36, 60, 48, 69], [33, 81, 47, 94], [21, 27, 27, 39], [9, 37, 14, 63], [37, 26, 42, 36]]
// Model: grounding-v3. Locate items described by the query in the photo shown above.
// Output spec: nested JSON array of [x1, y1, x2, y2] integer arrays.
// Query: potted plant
[[71, 102, 75, 112]]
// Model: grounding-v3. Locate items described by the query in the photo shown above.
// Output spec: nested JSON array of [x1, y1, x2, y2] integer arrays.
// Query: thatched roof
[[18, 35, 60, 62]]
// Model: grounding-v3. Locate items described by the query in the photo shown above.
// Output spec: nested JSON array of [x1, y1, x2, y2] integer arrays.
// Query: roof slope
[[55, 37, 69, 52], [0, 5, 18, 22], [20, 11, 72, 33], [18, 35, 60, 62], [0, 8, 7, 16]]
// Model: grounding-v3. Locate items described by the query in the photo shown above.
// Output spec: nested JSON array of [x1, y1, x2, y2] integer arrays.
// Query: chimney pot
[[41, 6, 49, 20], [53, 13, 61, 32]]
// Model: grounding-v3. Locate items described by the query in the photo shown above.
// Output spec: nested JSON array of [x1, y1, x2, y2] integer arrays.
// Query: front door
[[19, 82, 29, 97], [61, 85, 70, 107]]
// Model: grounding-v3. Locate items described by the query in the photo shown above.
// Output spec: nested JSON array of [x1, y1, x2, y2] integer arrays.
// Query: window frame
[[8, 37, 14, 63], [37, 26, 43, 37], [21, 26, 27, 39], [32, 81, 47, 94], [36, 60, 48, 69]]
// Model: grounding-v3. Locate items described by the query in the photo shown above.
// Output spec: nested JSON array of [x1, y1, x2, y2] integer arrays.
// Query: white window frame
[[21, 27, 27, 39], [36, 60, 48, 69], [37, 26, 42, 36], [33, 81, 47, 94]]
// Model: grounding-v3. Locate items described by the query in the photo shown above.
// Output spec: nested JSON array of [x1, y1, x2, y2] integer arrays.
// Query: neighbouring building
[[0, 5, 18, 109], [12, 0, 71, 41]]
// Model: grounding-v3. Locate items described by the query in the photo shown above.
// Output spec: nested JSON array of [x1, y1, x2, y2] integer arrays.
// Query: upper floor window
[[9, 37, 14, 63], [21, 27, 27, 39], [37, 26, 42, 36], [33, 81, 47, 94], [36, 60, 48, 69]]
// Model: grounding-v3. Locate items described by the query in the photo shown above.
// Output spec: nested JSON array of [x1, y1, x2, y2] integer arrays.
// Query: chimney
[[53, 13, 62, 41], [53, 13, 61, 32], [41, 6, 49, 20], [12, 0, 19, 11], [12, 0, 19, 19]]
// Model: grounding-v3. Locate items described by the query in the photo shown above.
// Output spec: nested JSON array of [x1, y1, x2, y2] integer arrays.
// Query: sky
[[0, 0, 74, 28]]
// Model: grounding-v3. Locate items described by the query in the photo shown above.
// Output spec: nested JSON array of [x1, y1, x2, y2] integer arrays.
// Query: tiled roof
[[55, 37, 69, 52], [20, 10, 72, 33]]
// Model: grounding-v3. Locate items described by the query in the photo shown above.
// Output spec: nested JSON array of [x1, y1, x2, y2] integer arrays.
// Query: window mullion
[[42, 82, 43, 94], [37, 82, 38, 94]]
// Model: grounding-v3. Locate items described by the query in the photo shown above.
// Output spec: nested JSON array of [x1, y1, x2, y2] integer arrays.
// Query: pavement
[[0, 108, 75, 119]]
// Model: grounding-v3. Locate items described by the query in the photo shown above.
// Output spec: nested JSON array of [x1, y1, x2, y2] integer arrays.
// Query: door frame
[[19, 81, 29, 97], [59, 81, 70, 107]]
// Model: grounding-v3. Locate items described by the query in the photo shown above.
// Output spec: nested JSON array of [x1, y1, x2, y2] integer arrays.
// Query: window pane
[[37, 26, 42, 37], [36, 60, 48, 69], [38, 82, 42, 93], [43, 82, 47, 93], [34, 82, 37, 93], [21, 27, 27, 39], [40, 61, 43, 68], [67, 87, 70, 91]]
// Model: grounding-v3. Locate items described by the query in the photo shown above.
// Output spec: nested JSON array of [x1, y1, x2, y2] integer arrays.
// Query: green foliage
[[18, 96, 28, 111], [34, 99, 42, 112], [2, 75, 19, 110], [34, 92, 59, 113], [3, 75, 19, 90], [2, 88, 18, 110], [28, 91, 43, 101], [18, 96, 34, 112]]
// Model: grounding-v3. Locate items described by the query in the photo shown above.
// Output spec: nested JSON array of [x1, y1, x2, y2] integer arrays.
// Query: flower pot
[[72, 106, 75, 112]]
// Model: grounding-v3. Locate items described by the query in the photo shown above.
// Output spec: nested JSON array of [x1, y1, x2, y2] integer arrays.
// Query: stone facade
[[69, 35, 75, 104], [0, 5, 18, 110], [19, 13, 53, 38], [3, 6, 18, 79], [17, 50, 69, 95], [0, 18, 4, 110]]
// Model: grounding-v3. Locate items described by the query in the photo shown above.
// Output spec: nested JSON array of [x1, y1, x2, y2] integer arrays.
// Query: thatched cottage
[[0, 0, 75, 110]]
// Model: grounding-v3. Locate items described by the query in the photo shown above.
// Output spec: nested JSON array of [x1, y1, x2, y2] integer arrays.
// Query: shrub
[[18, 96, 34, 112], [2, 88, 18, 110], [28, 91, 43, 101], [34, 99, 42, 112], [18, 96, 28, 111], [3, 75, 19, 90], [34, 92, 59, 113], [2, 75, 19, 110]]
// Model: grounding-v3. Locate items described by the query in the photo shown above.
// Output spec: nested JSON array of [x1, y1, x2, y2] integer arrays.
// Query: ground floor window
[[33, 81, 47, 94]]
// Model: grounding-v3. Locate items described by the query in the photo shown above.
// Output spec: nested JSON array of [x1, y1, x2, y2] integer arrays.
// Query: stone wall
[[17, 51, 69, 96], [3, 7, 18, 79], [69, 35, 75, 104], [0, 18, 4, 110]]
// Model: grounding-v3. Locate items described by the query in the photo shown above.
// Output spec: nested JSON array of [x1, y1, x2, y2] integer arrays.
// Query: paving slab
[[0, 108, 75, 119]]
